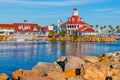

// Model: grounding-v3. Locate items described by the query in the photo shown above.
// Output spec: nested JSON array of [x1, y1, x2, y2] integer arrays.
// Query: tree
[[100, 26, 104, 35], [50, 24, 55, 26], [59, 30, 67, 37], [100, 26, 104, 30], [103, 25, 107, 33], [116, 25, 120, 33], [38, 26, 42, 32], [95, 24, 99, 28], [103, 25, 106, 29], [90, 25, 93, 28], [49, 30, 56, 38], [108, 25, 113, 34], [108, 25, 112, 29], [95, 24, 99, 32]]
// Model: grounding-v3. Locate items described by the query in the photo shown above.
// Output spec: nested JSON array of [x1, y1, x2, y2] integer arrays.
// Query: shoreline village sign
[[18, 24, 31, 30], [0, 20, 39, 33]]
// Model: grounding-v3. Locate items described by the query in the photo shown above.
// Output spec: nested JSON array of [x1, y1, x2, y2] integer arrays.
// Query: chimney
[[24, 20, 28, 23]]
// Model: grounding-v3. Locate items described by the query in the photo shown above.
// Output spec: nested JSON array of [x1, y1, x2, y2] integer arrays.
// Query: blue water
[[0, 40, 120, 77]]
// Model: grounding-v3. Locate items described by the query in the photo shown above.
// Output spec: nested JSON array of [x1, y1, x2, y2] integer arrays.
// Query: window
[[78, 18, 80, 22], [72, 18, 75, 21]]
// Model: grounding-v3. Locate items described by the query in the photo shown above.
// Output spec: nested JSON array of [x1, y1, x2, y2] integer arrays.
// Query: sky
[[0, 0, 120, 27]]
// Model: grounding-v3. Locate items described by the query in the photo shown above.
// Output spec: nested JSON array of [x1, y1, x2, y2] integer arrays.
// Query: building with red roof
[[0, 20, 40, 33], [61, 8, 97, 36]]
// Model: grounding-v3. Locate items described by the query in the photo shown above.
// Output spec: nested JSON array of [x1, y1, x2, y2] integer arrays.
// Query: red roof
[[0, 24, 13, 28], [73, 8, 78, 10], [0, 23, 39, 32], [75, 26, 97, 32], [63, 16, 87, 25], [43, 27, 50, 32]]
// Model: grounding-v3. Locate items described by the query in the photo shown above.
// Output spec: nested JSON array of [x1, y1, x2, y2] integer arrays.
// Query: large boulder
[[65, 56, 85, 70], [32, 62, 57, 76], [12, 69, 52, 80], [54, 56, 85, 72], [47, 71, 65, 80], [20, 70, 52, 80], [112, 73, 120, 80], [80, 64, 118, 80], [0, 73, 9, 80], [12, 69, 24, 80]]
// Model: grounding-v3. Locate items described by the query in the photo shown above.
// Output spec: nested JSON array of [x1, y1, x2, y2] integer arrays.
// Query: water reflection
[[0, 41, 120, 77]]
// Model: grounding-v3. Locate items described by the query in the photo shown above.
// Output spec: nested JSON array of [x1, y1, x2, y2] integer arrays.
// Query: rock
[[98, 54, 110, 62], [12, 69, 52, 80], [32, 62, 57, 76], [20, 70, 52, 80], [54, 56, 85, 72], [112, 73, 120, 80], [66, 76, 84, 80], [12, 69, 24, 80], [81, 56, 99, 63], [80, 64, 118, 80], [47, 71, 65, 80], [0, 73, 9, 80], [65, 56, 85, 70]]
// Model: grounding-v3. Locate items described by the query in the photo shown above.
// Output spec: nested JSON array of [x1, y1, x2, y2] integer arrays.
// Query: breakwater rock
[[12, 51, 120, 80], [0, 73, 9, 80], [49, 36, 116, 42]]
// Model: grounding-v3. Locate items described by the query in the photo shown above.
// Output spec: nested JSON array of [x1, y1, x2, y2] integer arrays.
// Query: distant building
[[60, 8, 97, 36], [41, 25, 59, 36], [41, 26, 50, 36], [0, 20, 40, 33]]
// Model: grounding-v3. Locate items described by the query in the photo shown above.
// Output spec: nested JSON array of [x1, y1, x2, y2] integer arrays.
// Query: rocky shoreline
[[1, 51, 120, 80], [49, 36, 116, 42]]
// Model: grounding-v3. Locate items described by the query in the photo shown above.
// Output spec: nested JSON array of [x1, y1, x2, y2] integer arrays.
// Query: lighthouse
[[73, 8, 78, 16], [60, 8, 98, 36]]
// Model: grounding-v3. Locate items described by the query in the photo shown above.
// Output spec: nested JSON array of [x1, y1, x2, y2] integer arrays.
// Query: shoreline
[[48, 36, 116, 42], [1, 51, 120, 80]]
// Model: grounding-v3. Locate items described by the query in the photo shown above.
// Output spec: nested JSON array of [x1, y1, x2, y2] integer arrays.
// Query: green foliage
[[49, 30, 56, 38], [59, 30, 67, 37], [36, 26, 42, 32], [116, 25, 120, 33], [100, 26, 103, 30], [95, 24, 99, 28], [90, 25, 93, 28], [73, 35, 79, 40], [50, 24, 55, 26]]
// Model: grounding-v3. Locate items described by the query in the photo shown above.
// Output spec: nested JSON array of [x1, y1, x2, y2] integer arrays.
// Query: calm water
[[0, 40, 120, 77]]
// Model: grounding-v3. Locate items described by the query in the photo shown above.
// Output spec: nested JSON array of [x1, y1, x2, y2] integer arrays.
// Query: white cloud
[[0, 0, 104, 7], [92, 8, 114, 12]]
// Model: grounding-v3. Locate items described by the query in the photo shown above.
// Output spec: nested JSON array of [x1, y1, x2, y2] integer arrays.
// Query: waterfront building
[[41, 25, 59, 36], [0, 20, 40, 34], [60, 8, 97, 36], [41, 26, 50, 36]]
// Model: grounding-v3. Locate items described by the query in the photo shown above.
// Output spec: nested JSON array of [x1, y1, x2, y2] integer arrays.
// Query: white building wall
[[48, 26, 53, 30]]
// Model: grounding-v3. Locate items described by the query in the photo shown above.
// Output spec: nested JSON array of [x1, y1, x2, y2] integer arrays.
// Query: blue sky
[[0, 0, 120, 27]]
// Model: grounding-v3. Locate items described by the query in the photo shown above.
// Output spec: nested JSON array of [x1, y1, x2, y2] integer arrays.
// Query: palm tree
[[100, 26, 104, 35], [116, 25, 120, 33], [102, 25, 107, 35], [95, 24, 99, 31], [100, 26, 104, 30], [95, 24, 99, 28], [108, 25, 113, 34], [90, 25, 93, 28]]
